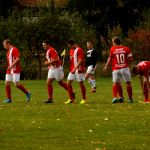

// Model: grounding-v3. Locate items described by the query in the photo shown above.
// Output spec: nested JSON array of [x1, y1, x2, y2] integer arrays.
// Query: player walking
[[3, 39, 31, 103], [65, 39, 86, 104], [85, 41, 97, 92], [42, 40, 68, 103]]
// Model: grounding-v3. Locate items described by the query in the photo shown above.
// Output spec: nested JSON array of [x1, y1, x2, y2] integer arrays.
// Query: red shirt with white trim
[[109, 45, 132, 70], [6, 47, 21, 74], [138, 61, 150, 77], [46, 47, 61, 68], [69, 49, 75, 72], [72, 47, 85, 73]]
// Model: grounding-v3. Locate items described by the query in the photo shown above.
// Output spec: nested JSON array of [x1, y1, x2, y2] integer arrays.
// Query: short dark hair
[[87, 41, 94, 44], [67, 39, 75, 45], [43, 40, 51, 45], [113, 37, 121, 45]]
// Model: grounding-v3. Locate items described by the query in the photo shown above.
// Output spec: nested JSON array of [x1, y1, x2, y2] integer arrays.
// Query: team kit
[[2, 37, 150, 104]]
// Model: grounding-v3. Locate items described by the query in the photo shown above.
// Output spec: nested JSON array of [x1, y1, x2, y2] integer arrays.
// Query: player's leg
[[13, 73, 31, 102], [58, 80, 68, 90], [58, 77, 76, 101], [112, 82, 118, 103], [122, 68, 133, 103], [44, 68, 55, 103], [45, 78, 54, 103], [85, 65, 96, 92], [56, 66, 68, 91], [77, 73, 86, 104], [79, 81, 86, 104], [143, 76, 149, 102], [90, 74, 96, 92], [117, 82, 124, 103], [143, 81, 148, 102], [4, 74, 12, 103], [65, 73, 75, 104], [126, 81, 133, 103], [112, 70, 120, 103]]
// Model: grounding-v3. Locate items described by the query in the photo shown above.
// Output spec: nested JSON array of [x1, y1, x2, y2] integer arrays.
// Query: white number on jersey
[[116, 54, 125, 64]]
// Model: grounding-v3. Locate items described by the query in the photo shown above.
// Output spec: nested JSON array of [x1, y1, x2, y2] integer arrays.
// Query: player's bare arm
[[127, 56, 133, 61], [103, 57, 111, 73], [7, 57, 20, 70], [44, 58, 58, 66], [139, 75, 144, 94], [145, 76, 150, 90], [127, 56, 133, 67], [71, 59, 83, 74]]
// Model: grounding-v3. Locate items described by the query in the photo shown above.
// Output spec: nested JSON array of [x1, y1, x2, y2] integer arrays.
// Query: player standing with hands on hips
[[3, 39, 31, 103], [103, 37, 133, 103]]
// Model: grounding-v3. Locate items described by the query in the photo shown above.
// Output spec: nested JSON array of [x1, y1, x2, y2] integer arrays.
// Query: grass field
[[0, 77, 150, 150]]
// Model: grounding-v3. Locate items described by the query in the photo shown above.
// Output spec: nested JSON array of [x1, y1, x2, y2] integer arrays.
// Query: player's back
[[110, 45, 132, 70], [138, 61, 150, 76]]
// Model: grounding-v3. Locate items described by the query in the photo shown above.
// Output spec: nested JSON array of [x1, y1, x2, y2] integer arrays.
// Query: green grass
[[0, 78, 150, 150]]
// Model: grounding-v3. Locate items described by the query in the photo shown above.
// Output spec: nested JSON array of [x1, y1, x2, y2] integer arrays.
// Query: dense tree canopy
[[68, 0, 150, 34]]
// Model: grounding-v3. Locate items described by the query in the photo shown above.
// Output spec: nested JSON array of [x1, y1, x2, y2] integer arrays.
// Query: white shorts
[[86, 65, 95, 74], [48, 66, 64, 81], [6, 73, 20, 83], [67, 72, 85, 82], [112, 68, 131, 83]]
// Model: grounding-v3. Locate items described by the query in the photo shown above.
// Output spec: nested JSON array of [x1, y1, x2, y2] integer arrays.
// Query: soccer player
[[42, 40, 68, 103], [85, 41, 97, 92], [103, 37, 133, 103], [132, 61, 150, 102], [65, 39, 86, 104], [3, 39, 31, 103]]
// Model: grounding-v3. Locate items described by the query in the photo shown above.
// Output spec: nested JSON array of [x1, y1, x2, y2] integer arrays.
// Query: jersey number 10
[[116, 54, 125, 64]]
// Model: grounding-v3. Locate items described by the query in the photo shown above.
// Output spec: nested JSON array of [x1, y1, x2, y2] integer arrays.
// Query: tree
[[0, 6, 96, 79], [67, 0, 150, 60]]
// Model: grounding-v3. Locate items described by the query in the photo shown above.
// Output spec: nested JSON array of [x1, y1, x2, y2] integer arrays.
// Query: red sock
[[48, 84, 53, 100], [118, 84, 123, 98], [16, 84, 28, 94], [6, 85, 11, 99], [59, 81, 68, 91], [144, 82, 148, 100], [127, 84, 132, 100], [112, 84, 117, 98], [67, 85, 74, 100], [80, 84, 86, 100]]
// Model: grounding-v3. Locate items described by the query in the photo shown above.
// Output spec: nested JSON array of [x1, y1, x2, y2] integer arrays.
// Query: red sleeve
[[77, 48, 84, 60], [49, 48, 58, 60], [13, 48, 20, 58]]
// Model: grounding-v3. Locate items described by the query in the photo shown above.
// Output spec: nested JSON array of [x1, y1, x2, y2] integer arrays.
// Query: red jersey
[[109, 45, 132, 70], [70, 47, 85, 73], [138, 61, 150, 77], [6, 47, 21, 74], [46, 47, 61, 68], [69, 49, 74, 72]]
